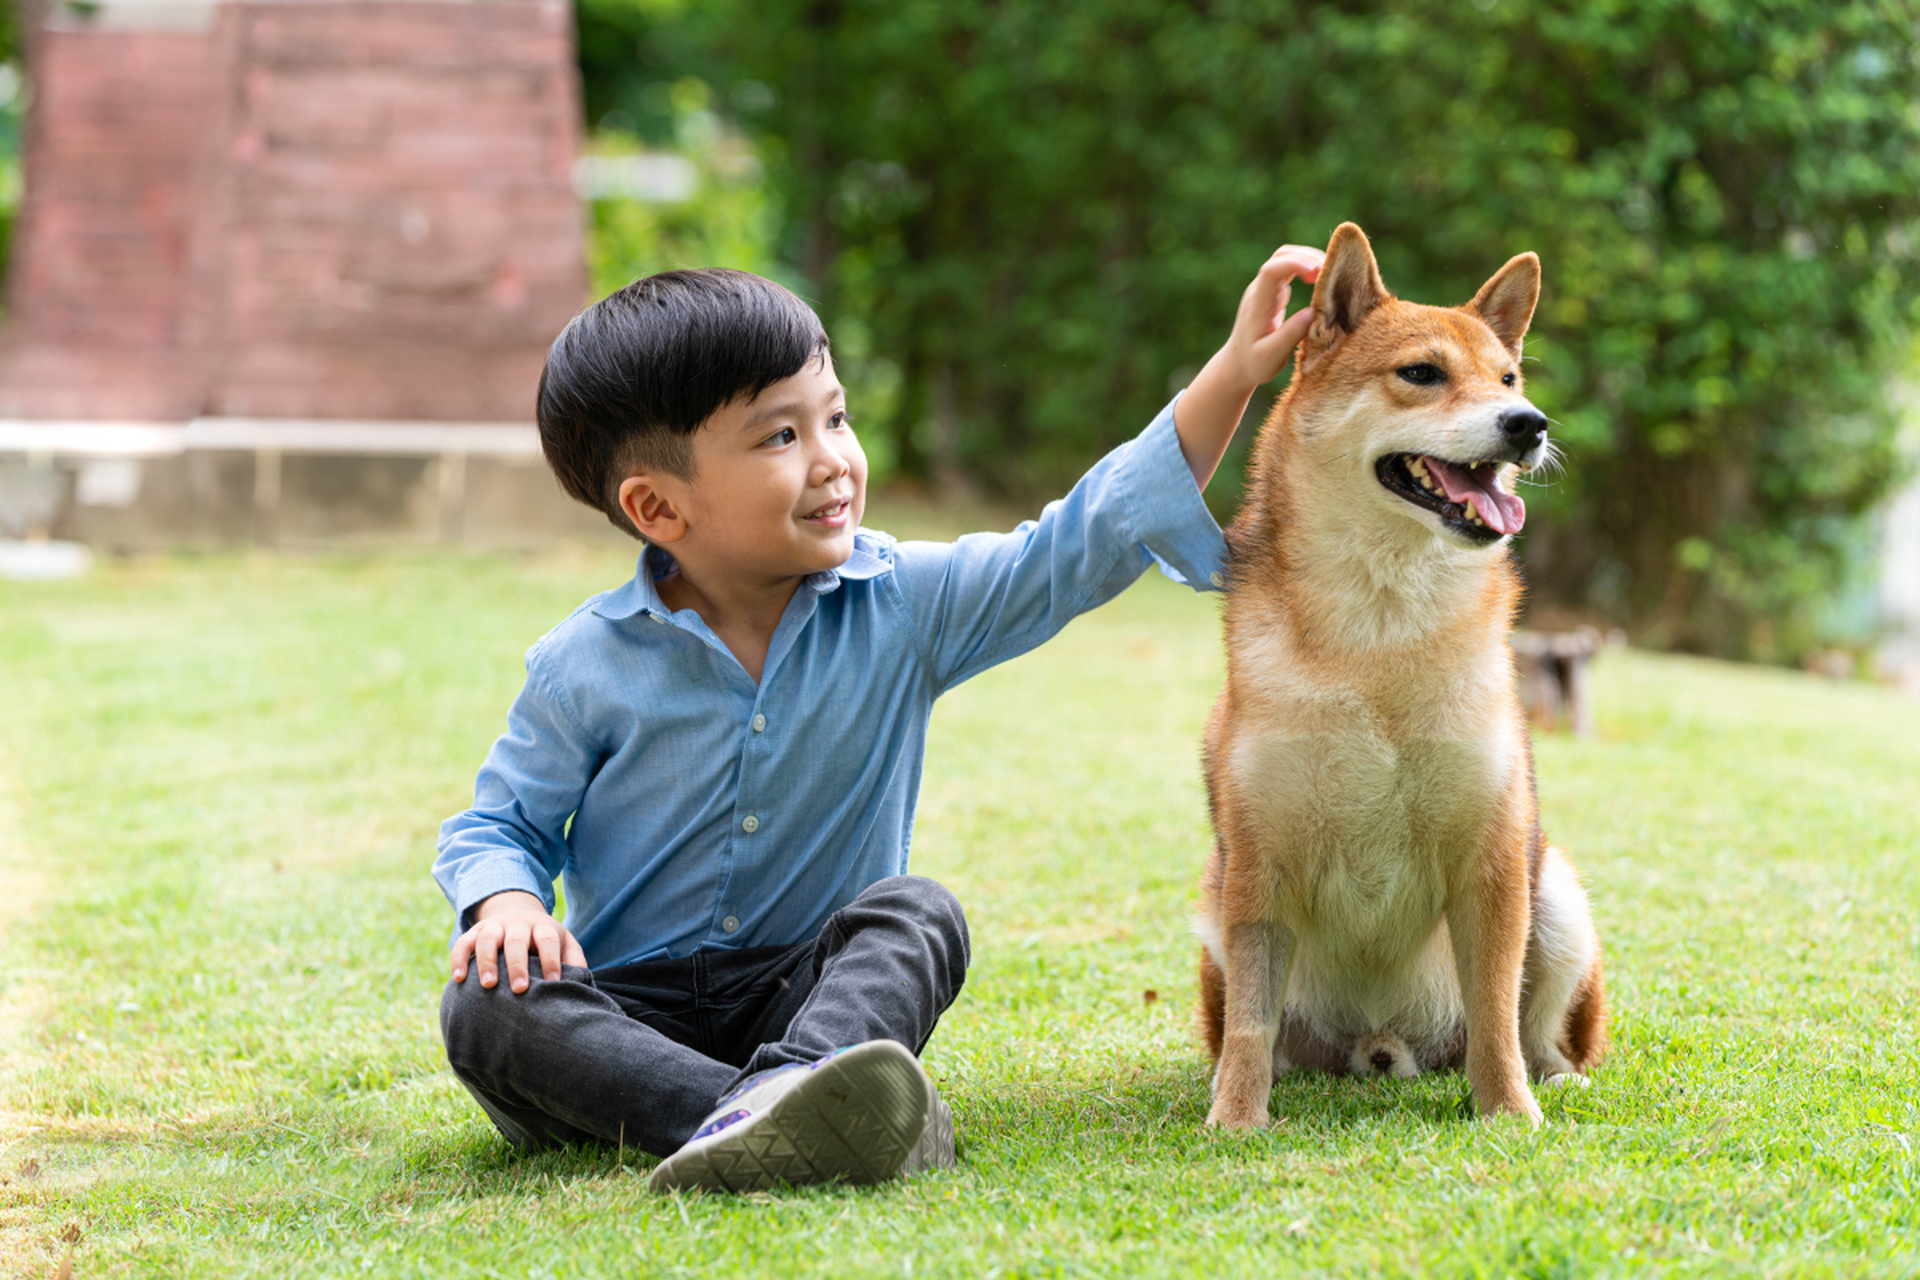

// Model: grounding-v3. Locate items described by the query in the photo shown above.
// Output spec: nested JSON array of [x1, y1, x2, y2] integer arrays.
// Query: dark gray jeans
[[438, 874, 970, 1158]]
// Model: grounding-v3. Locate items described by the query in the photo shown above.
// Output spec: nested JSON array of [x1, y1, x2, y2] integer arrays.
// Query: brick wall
[[0, 0, 586, 423]]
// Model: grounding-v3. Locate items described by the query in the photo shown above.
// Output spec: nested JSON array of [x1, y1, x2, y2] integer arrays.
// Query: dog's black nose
[[1499, 407, 1549, 448]]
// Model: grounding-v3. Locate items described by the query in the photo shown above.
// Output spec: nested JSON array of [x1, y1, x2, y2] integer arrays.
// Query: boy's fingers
[[1266, 303, 1317, 353], [562, 932, 588, 969], [1247, 304, 1317, 377], [475, 924, 502, 987], [504, 924, 533, 993], [533, 925, 563, 980], [1267, 244, 1325, 272], [449, 931, 477, 980], [1245, 255, 1320, 331]]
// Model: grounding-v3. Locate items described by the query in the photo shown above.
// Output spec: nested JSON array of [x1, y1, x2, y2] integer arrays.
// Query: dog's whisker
[[1513, 431, 1567, 488]]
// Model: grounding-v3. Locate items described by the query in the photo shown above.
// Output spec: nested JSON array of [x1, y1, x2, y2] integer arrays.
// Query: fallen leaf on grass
[[58, 1222, 82, 1243], [1141, 990, 1159, 1005], [17, 1158, 41, 1180], [55, 1248, 73, 1280]]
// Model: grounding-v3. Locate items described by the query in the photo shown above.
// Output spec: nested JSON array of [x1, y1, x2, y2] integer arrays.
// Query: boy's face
[[668, 352, 867, 584]]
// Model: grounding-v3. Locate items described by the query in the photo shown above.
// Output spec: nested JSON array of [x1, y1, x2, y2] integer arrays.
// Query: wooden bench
[[1511, 627, 1604, 737]]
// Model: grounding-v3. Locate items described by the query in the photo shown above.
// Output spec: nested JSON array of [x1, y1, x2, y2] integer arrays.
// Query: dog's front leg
[[1446, 865, 1543, 1126], [1205, 920, 1293, 1130]]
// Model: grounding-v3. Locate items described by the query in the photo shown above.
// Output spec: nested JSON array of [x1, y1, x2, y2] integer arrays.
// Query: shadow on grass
[[393, 1120, 658, 1193], [947, 1057, 1490, 1168]]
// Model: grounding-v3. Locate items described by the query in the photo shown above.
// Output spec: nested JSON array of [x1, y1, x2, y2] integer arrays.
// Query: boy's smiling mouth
[[802, 496, 853, 525]]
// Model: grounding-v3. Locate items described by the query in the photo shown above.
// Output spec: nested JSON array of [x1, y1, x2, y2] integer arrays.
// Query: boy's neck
[[656, 560, 804, 684]]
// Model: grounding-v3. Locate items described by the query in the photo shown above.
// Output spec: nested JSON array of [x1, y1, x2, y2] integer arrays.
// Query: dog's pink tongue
[[1423, 457, 1526, 535]]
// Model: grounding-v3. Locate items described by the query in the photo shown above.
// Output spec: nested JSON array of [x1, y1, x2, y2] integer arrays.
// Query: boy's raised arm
[[1173, 245, 1324, 490]]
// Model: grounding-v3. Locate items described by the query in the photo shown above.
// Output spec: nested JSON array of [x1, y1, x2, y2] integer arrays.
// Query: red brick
[[0, 0, 585, 423]]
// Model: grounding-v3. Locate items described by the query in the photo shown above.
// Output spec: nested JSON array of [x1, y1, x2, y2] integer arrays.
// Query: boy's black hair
[[537, 268, 830, 537]]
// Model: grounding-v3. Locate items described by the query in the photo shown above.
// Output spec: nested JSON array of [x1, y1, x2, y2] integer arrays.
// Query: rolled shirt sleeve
[[891, 395, 1227, 692]]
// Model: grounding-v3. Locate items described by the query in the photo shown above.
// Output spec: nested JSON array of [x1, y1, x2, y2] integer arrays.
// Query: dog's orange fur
[[1196, 223, 1607, 1130]]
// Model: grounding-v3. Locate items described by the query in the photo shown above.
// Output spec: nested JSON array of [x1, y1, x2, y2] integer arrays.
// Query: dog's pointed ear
[[1306, 223, 1390, 353], [1468, 252, 1540, 358]]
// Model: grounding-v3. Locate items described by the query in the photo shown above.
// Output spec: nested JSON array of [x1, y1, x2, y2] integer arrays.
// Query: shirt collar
[[590, 531, 894, 622]]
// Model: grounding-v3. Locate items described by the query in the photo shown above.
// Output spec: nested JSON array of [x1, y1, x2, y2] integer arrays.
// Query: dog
[[1195, 223, 1606, 1129]]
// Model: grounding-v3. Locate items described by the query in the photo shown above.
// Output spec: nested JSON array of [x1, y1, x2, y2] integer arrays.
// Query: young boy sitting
[[433, 244, 1322, 1193]]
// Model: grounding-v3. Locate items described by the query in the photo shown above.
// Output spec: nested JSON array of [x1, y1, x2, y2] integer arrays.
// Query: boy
[[434, 245, 1323, 1193]]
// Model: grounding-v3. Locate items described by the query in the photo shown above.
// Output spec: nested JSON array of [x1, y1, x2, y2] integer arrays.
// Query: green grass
[[1, 537, 1916, 1278]]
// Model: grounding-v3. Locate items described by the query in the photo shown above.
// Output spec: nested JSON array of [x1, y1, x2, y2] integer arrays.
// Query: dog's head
[[1286, 222, 1548, 551]]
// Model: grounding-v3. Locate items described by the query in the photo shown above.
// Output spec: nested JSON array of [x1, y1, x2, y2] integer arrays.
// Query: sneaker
[[648, 1040, 933, 1193]]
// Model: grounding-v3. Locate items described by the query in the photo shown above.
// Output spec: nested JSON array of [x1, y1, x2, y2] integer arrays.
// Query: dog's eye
[[1396, 363, 1446, 386], [1502, 372, 1517, 387]]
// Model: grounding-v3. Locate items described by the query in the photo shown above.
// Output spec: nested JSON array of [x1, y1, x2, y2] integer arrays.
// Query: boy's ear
[[1304, 222, 1390, 361], [1466, 251, 1541, 358], [618, 474, 688, 544]]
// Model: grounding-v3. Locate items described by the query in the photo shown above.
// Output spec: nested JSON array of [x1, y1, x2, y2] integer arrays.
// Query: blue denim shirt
[[433, 397, 1228, 967]]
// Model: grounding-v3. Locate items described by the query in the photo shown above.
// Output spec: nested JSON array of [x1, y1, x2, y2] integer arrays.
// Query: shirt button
[[1209, 570, 1227, 588], [741, 814, 760, 834], [722, 915, 740, 933], [752, 714, 767, 732]]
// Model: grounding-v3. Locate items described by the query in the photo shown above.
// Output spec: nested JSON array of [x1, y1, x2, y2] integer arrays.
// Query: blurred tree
[[588, 0, 1920, 659], [576, 0, 732, 142], [581, 89, 785, 299], [0, 0, 22, 292]]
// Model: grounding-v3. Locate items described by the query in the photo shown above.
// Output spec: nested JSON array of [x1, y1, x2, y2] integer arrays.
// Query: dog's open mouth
[[1375, 453, 1525, 543]]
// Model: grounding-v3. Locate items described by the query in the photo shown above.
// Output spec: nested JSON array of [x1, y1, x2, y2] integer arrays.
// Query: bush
[[590, 0, 1920, 659]]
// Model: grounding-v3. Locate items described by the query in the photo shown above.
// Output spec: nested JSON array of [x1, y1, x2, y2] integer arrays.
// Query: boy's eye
[[1396, 363, 1446, 386], [765, 427, 797, 446], [831, 410, 851, 430]]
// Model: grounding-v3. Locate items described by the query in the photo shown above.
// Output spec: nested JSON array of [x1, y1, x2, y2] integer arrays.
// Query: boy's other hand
[[450, 890, 588, 993]]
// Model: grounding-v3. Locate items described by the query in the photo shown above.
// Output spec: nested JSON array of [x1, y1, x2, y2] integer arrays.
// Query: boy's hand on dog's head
[[450, 890, 588, 993], [1173, 244, 1327, 489], [1222, 246, 1325, 389]]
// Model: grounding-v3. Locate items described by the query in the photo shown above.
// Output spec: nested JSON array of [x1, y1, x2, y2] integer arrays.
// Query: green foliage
[[589, 0, 1920, 659], [0, 3, 20, 299], [583, 109, 783, 299]]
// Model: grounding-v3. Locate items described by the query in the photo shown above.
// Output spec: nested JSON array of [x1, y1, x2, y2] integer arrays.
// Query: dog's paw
[[1541, 1071, 1591, 1089], [1205, 1096, 1272, 1131], [1477, 1092, 1545, 1129]]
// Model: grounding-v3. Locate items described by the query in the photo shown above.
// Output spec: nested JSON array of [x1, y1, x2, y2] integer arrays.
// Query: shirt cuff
[[1121, 394, 1231, 592], [452, 861, 556, 935]]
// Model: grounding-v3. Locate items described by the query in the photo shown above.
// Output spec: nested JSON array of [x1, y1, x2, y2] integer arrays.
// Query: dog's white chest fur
[[1223, 650, 1521, 1044]]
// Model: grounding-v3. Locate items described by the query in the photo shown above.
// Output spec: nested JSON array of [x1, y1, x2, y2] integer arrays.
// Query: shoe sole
[[648, 1041, 933, 1194]]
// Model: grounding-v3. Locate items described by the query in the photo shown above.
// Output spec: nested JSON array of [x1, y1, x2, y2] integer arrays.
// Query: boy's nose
[[811, 448, 852, 485]]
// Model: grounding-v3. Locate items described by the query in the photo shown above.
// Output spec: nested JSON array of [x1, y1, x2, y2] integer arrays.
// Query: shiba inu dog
[[1195, 223, 1606, 1129]]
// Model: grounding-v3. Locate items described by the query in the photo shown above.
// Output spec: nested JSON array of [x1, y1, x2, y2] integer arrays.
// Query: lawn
[[1, 536, 1916, 1278]]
